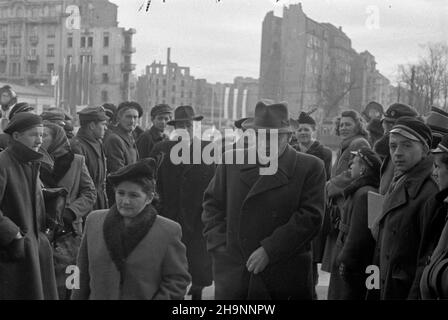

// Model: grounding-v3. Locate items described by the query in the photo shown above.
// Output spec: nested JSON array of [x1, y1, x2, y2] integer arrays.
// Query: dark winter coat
[[408, 188, 448, 299], [202, 145, 325, 299], [371, 156, 438, 300], [71, 127, 108, 210], [103, 125, 139, 205], [292, 140, 332, 264], [136, 125, 168, 159], [150, 138, 215, 287], [321, 135, 370, 272], [420, 211, 448, 299], [327, 176, 378, 300], [0, 140, 58, 300]]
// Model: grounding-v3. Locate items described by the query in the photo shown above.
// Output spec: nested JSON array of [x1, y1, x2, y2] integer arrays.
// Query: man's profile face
[[13, 126, 44, 152]]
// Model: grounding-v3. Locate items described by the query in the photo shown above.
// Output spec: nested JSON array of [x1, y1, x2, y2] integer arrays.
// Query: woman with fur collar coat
[[72, 159, 191, 300]]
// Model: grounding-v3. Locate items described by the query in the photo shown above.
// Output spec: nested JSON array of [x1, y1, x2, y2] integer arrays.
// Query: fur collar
[[343, 174, 380, 198], [40, 151, 75, 187], [103, 204, 157, 282]]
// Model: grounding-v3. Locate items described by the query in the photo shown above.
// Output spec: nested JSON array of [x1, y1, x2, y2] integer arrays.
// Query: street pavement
[[186, 264, 330, 300]]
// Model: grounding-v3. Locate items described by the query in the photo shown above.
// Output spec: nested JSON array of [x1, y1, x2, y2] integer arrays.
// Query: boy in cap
[[374, 103, 419, 195], [71, 106, 109, 210], [0, 113, 58, 299], [370, 116, 438, 300], [103, 101, 141, 205], [136, 104, 172, 159]]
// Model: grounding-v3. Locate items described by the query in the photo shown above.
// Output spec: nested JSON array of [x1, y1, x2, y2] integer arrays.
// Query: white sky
[[111, 0, 448, 84]]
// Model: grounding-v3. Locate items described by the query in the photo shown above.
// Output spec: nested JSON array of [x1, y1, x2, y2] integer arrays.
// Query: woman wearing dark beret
[[72, 158, 191, 300]]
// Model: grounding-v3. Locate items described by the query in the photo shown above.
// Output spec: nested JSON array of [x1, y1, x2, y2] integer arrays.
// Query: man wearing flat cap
[[71, 106, 109, 210], [0, 102, 34, 151], [0, 113, 58, 299], [374, 103, 419, 195], [136, 104, 173, 159], [150, 105, 215, 300], [104, 101, 141, 205], [202, 101, 325, 300], [369, 116, 438, 300]]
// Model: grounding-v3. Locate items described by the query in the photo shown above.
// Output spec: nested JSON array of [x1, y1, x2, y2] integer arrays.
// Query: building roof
[[0, 82, 53, 97]]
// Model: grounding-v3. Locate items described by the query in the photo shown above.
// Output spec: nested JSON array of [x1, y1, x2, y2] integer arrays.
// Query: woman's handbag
[[42, 187, 68, 244]]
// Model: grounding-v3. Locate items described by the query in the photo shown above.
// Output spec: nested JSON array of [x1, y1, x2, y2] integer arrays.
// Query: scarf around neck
[[103, 204, 158, 282]]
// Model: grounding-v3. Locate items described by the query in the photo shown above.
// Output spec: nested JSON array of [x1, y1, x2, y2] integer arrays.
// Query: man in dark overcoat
[[0, 113, 58, 299], [370, 117, 438, 300], [150, 105, 215, 300], [136, 104, 172, 159], [71, 106, 109, 210], [104, 101, 141, 205], [202, 101, 325, 300]]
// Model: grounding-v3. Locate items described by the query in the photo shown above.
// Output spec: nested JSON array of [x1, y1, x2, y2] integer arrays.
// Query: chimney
[[167, 48, 171, 65]]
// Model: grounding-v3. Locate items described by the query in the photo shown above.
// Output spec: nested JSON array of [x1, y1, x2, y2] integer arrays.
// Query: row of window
[[0, 61, 54, 75], [67, 35, 110, 49], [151, 78, 186, 87]]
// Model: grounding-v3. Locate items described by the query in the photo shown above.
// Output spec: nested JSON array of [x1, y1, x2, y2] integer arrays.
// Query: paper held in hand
[[367, 191, 384, 230]]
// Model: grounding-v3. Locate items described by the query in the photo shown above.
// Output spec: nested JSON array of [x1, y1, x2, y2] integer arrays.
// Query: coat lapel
[[241, 145, 296, 201]]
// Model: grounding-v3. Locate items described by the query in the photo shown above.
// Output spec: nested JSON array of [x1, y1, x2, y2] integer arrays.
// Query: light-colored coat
[[72, 210, 191, 300]]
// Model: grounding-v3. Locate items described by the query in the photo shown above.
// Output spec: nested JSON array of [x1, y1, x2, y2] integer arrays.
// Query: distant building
[[0, 0, 135, 119], [259, 4, 353, 119], [259, 3, 390, 120], [350, 50, 391, 111], [137, 48, 259, 129]]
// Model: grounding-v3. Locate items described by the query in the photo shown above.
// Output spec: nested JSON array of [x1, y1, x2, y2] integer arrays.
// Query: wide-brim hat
[[167, 105, 203, 126], [241, 101, 293, 133]]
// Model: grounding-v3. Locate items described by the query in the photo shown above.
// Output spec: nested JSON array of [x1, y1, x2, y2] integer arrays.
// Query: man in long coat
[[150, 105, 214, 300], [104, 102, 141, 205], [0, 113, 58, 299], [137, 104, 172, 159], [71, 106, 109, 210], [202, 102, 325, 300]]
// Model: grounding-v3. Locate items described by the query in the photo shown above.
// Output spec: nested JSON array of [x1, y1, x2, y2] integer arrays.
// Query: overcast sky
[[111, 0, 448, 85]]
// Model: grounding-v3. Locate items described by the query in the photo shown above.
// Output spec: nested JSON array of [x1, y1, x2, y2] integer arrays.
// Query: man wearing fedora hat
[[202, 101, 325, 300], [149, 105, 214, 300], [136, 104, 173, 159]]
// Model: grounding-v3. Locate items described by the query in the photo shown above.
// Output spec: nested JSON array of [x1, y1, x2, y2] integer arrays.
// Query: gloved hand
[[62, 208, 76, 234]]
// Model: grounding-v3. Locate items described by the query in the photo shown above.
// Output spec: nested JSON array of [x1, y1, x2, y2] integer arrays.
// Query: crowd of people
[[1, 82, 448, 300]]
